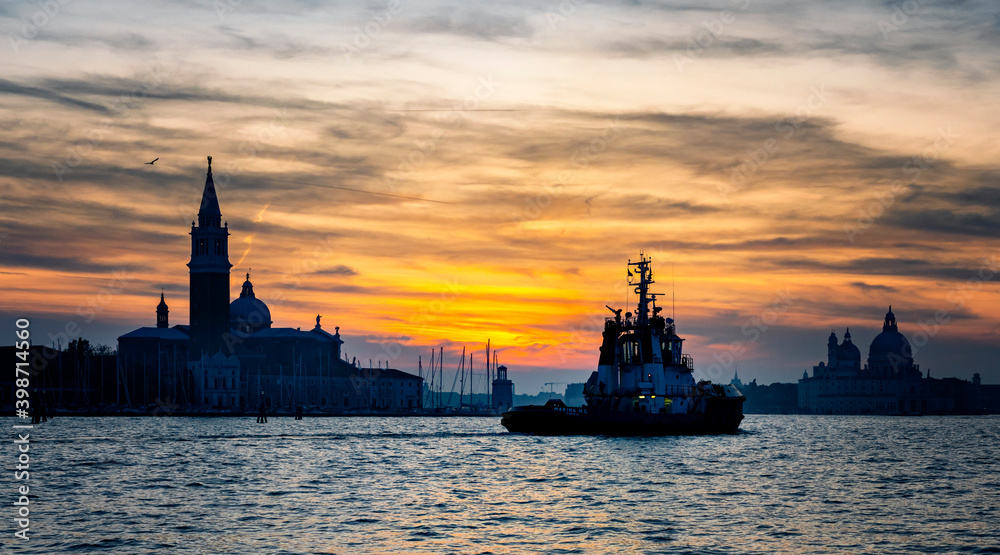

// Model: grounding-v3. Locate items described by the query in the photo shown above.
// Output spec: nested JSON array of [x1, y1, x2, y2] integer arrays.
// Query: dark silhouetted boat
[[501, 253, 744, 435]]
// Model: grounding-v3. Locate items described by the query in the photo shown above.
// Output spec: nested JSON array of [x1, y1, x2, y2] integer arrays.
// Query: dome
[[230, 273, 271, 333], [867, 306, 913, 368], [869, 331, 911, 358], [837, 328, 861, 361]]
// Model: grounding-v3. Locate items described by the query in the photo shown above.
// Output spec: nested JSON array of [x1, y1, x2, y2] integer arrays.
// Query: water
[[3, 415, 999, 554]]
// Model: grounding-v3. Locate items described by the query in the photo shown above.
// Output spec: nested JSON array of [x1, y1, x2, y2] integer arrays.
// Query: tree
[[66, 338, 91, 360], [91, 344, 115, 356]]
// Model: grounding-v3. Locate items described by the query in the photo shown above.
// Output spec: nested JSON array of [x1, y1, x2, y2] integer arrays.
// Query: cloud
[[406, 9, 534, 40], [33, 75, 351, 112], [604, 37, 788, 59], [311, 265, 359, 276], [2, 253, 147, 274], [851, 281, 899, 294], [761, 256, 990, 282], [214, 25, 334, 58], [0, 78, 111, 114], [29, 30, 157, 52], [885, 208, 1000, 238]]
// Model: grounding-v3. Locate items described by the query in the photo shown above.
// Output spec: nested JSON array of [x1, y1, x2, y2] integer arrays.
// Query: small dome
[[230, 272, 271, 333], [837, 328, 861, 361]]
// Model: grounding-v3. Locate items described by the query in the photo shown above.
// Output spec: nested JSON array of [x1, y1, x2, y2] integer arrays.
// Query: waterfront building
[[798, 307, 980, 415], [118, 158, 423, 411], [731, 372, 799, 414]]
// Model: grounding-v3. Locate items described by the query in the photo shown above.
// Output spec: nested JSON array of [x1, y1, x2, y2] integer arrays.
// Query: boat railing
[[681, 354, 694, 370]]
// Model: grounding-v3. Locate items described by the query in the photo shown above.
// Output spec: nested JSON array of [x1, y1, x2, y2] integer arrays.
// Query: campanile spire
[[188, 156, 232, 358]]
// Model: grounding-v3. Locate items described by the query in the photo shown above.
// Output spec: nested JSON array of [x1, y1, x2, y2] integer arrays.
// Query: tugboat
[[501, 253, 744, 435]]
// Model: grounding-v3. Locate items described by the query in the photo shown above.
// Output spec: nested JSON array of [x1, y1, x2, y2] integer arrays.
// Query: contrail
[[263, 178, 455, 205]]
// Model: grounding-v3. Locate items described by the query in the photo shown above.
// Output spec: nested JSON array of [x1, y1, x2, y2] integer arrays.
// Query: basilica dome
[[868, 307, 911, 360], [865, 306, 921, 378], [230, 273, 271, 333]]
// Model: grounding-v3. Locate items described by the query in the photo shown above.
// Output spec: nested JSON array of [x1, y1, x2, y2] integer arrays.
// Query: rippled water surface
[[3, 415, 999, 554]]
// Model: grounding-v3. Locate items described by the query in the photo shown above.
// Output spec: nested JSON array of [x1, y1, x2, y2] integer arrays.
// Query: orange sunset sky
[[1, 0, 998, 392]]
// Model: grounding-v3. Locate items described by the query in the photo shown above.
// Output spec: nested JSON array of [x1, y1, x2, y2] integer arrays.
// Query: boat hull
[[501, 398, 744, 436]]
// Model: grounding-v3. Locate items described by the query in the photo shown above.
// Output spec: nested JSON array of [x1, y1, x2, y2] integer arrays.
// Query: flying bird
[[145, 158, 159, 165]]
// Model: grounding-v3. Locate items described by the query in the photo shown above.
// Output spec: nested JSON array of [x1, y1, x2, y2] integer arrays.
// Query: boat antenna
[[672, 263, 675, 320]]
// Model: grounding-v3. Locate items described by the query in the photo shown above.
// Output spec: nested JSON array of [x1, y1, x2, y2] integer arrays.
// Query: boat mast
[[459, 346, 466, 409], [627, 253, 655, 326], [485, 339, 491, 407], [469, 352, 475, 407]]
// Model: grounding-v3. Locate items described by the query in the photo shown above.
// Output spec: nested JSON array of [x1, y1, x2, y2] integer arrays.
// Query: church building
[[118, 157, 423, 412], [798, 307, 978, 414]]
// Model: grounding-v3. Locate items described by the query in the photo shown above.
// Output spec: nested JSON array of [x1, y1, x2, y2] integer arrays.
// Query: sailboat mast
[[459, 346, 466, 408], [469, 352, 475, 406]]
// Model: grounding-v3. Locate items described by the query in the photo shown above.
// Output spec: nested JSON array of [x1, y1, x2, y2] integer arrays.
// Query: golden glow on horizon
[[1, 1, 998, 388]]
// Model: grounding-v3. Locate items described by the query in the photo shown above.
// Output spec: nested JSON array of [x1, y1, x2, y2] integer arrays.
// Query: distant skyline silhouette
[[1, 1, 998, 393]]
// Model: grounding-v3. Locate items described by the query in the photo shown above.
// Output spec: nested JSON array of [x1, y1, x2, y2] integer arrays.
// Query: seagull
[[145, 158, 159, 165]]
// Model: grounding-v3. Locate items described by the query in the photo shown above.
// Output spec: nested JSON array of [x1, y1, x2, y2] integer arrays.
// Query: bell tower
[[156, 292, 169, 328], [188, 156, 232, 358]]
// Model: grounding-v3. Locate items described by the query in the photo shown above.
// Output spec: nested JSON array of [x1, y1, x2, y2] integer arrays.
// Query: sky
[[1, 0, 998, 394]]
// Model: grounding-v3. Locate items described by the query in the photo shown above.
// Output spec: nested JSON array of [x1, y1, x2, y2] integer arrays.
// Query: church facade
[[798, 307, 980, 415], [118, 157, 423, 412]]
